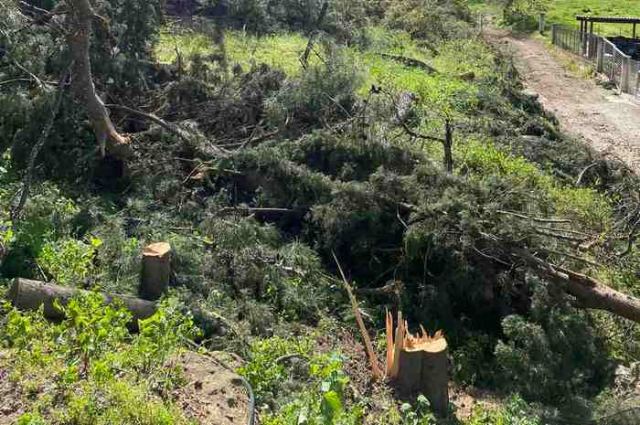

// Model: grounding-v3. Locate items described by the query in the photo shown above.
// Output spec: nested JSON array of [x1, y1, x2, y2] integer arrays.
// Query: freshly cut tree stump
[[386, 311, 449, 415], [140, 242, 172, 300], [8, 278, 157, 322]]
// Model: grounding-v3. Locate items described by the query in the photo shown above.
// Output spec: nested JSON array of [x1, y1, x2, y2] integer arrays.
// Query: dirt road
[[486, 28, 640, 170]]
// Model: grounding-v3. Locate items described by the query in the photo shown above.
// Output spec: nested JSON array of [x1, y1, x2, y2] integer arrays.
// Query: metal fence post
[[622, 56, 631, 93], [551, 24, 557, 45], [539, 13, 546, 35], [596, 37, 604, 72]]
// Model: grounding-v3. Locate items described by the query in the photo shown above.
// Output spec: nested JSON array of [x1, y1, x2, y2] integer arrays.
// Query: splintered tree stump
[[8, 278, 157, 323], [395, 337, 449, 414], [386, 311, 449, 416], [140, 242, 172, 300]]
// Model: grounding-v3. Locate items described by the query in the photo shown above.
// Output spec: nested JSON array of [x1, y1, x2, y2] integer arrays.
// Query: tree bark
[[8, 278, 157, 323], [395, 339, 449, 415], [140, 242, 172, 301], [517, 248, 640, 323], [66, 0, 131, 159], [386, 311, 449, 416]]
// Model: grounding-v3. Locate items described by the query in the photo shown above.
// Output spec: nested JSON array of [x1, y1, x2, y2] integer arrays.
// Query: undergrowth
[[3, 0, 640, 423], [0, 294, 196, 424]]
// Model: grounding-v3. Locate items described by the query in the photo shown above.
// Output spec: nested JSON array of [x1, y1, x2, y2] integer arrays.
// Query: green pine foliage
[[3, 0, 640, 422]]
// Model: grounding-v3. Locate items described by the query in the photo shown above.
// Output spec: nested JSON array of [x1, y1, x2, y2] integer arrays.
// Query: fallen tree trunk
[[66, 0, 131, 159], [516, 248, 640, 323], [8, 278, 156, 322]]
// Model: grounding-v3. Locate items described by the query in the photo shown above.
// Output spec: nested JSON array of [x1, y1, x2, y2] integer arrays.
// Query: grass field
[[546, 0, 640, 36]]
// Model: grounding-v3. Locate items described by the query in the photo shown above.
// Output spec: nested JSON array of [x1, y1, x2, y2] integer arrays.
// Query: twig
[[332, 251, 384, 381], [534, 228, 587, 243], [382, 89, 446, 143], [496, 210, 572, 224], [105, 103, 229, 157], [538, 248, 603, 268], [275, 353, 309, 364], [10, 67, 69, 221], [576, 161, 600, 186]]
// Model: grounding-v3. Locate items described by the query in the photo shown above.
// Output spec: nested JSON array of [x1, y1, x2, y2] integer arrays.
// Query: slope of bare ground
[[485, 27, 640, 170], [0, 350, 250, 425]]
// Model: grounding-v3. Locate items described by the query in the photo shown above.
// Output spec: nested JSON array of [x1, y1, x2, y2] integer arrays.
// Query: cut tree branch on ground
[[377, 53, 439, 74], [332, 252, 384, 381], [496, 209, 572, 224], [480, 233, 640, 324], [517, 247, 640, 323], [105, 104, 229, 157]]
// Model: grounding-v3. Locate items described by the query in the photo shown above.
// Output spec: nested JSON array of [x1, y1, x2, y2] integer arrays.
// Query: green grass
[[546, 0, 640, 37], [155, 28, 315, 76]]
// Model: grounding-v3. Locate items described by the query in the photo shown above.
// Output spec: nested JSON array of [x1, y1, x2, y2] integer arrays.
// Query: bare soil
[[485, 27, 640, 170], [0, 350, 250, 425], [172, 350, 250, 425]]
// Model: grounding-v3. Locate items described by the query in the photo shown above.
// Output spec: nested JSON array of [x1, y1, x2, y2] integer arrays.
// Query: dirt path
[[485, 28, 640, 170]]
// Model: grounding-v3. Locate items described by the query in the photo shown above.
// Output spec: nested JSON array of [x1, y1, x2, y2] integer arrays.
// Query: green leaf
[[320, 390, 342, 422]]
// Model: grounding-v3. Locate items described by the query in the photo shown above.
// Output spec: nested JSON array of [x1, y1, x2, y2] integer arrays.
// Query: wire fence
[[552, 25, 640, 99]]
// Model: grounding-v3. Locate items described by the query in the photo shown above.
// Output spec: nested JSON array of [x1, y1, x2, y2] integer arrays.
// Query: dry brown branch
[[332, 252, 384, 381]]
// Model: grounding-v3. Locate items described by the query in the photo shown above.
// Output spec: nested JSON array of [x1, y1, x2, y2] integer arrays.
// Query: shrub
[[265, 49, 363, 133], [384, 0, 473, 43], [37, 236, 102, 286], [466, 395, 542, 425]]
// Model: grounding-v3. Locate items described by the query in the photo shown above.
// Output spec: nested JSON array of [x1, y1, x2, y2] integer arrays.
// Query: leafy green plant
[[1, 293, 194, 424], [238, 336, 313, 404], [37, 236, 102, 286], [399, 395, 437, 425], [466, 395, 542, 425], [263, 352, 363, 425]]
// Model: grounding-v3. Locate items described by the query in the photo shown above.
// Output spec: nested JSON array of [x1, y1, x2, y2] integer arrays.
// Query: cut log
[[386, 312, 449, 416], [8, 278, 157, 323], [140, 242, 172, 301]]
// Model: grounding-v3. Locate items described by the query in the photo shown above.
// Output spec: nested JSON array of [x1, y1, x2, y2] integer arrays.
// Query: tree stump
[[8, 278, 157, 324], [386, 311, 449, 416], [140, 242, 172, 300]]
